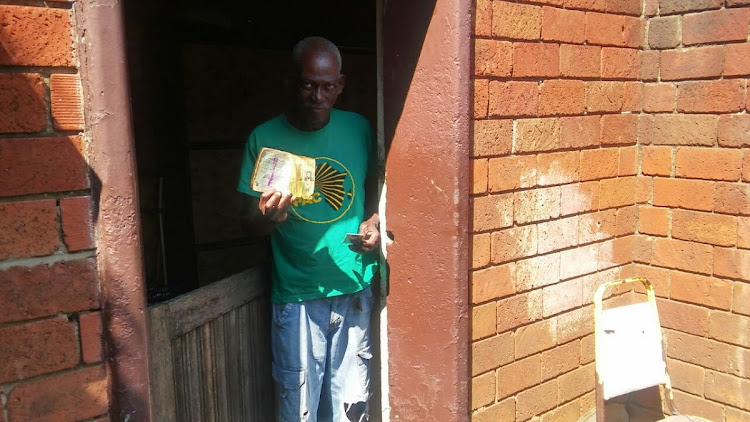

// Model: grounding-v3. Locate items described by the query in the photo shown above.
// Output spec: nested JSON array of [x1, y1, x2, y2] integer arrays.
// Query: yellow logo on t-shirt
[[290, 157, 355, 224]]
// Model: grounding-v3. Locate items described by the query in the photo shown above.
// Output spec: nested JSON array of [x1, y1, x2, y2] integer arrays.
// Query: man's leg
[[271, 300, 330, 422], [327, 286, 374, 422]]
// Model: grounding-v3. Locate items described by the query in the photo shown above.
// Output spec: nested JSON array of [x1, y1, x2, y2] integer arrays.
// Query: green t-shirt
[[237, 109, 378, 303]]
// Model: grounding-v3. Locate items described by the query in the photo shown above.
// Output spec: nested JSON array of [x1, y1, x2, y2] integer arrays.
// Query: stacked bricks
[[635, 0, 750, 420], [472, 0, 644, 420], [0, 3, 109, 422], [473, 0, 750, 420]]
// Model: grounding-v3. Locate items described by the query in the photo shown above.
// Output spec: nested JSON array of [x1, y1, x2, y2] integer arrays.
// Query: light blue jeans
[[271, 286, 373, 422]]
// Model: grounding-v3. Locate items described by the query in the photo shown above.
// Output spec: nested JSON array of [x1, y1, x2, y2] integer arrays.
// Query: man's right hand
[[258, 189, 296, 224]]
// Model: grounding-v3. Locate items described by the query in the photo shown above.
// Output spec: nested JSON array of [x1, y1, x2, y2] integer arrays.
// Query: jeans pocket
[[356, 346, 372, 400], [272, 364, 308, 421], [272, 302, 293, 327]]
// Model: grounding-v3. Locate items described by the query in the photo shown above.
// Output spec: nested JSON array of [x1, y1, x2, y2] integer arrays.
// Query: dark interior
[[123, 1, 377, 301]]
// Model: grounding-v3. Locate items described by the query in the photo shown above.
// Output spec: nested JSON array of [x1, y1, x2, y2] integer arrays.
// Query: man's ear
[[338, 74, 347, 92]]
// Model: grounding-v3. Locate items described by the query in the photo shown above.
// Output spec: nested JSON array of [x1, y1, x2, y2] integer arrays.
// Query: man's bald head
[[292, 36, 342, 73]]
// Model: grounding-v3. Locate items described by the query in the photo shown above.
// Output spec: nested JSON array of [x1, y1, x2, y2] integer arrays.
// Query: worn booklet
[[250, 147, 316, 198]]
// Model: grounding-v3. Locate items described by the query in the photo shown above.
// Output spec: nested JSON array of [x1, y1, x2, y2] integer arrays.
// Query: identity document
[[250, 147, 316, 199]]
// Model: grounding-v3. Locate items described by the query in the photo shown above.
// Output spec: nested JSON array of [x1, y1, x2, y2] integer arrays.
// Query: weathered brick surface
[[0, 200, 58, 260], [472, 372, 495, 409], [0, 74, 46, 133], [670, 271, 732, 309], [580, 148, 618, 181], [704, 371, 750, 410], [472, 301, 495, 340], [560, 45, 601, 78], [6, 365, 108, 421], [473, 194, 514, 232], [560, 116, 600, 149], [667, 330, 750, 377], [682, 8, 750, 45], [474, 119, 513, 157], [586, 82, 625, 113], [653, 178, 714, 211], [516, 118, 561, 153], [496, 290, 543, 333], [473, 233, 491, 269], [541, 340, 579, 380], [475, 0, 492, 37], [641, 146, 672, 176], [0, 259, 98, 324], [514, 187, 561, 224], [492, 1, 543, 40], [473, 159, 488, 195], [473, 264, 515, 303], [648, 16, 681, 49], [585, 13, 643, 48], [50, 74, 85, 131], [642, 83, 675, 113], [541, 7, 585, 44], [601, 114, 638, 146], [516, 379, 558, 421], [496, 355, 541, 399], [659, 0, 722, 15], [516, 253, 561, 291], [652, 238, 713, 274], [542, 277, 583, 316], [473, 333, 514, 376], [537, 151, 579, 186], [660, 46, 724, 80], [491, 225, 537, 264], [513, 43, 559, 78], [515, 318, 557, 358], [489, 81, 538, 117], [0, 6, 74, 66], [79, 311, 104, 364], [718, 114, 750, 148], [651, 114, 718, 146], [0, 317, 78, 384], [538, 80, 585, 116], [0, 136, 89, 197], [675, 147, 742, 181], [725, 43, 750, 77], [602, 47, 641, 80], [488, 155, 537, 192], [657, 297, 710, 336], [472, 398, 515, 422], [677, 80, 746, 114], [475, 79, 489, 119], [475, 39, 513, 77], [60, 196, 95, 252]]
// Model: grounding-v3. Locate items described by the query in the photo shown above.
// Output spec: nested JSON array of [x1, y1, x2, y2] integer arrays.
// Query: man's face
[[293, 52, 345, 126]]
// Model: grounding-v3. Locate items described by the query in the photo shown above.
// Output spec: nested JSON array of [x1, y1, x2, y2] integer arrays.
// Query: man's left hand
[[350, 219, 379, 254]]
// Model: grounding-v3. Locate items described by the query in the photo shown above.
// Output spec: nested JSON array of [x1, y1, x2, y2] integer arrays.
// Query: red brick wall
[[472, 0, 750, 420], [0, 3, 109, 421]]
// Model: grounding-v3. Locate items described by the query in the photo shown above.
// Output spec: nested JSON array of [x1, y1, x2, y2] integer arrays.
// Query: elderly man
[[237, 36, 380, 422]]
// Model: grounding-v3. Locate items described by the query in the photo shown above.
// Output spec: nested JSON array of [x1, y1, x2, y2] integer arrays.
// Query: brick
[[474, 119, 513, 157], [50, 74, 85, 131], [517, 379, 558, 420], [0, 136, 88, 197], [472, 398, 515, 422], [497, 290, 543, 333], [516, 118, 561, 153], [643, 83, 676, 113], [657, 298, 709, 336], [683, 9, 750, 46], [598, 236, 634, 270], [715, 246, 750, 280], [735, 282, 750, 316], [599, 177, 636, 209], [475, 39, 513, 78], [725, 43, 750, 77], [495, 355, 541, 399], [606, 0, 642, 15], [639, 206, 669, 236], [652, 114, 717, 146], [666, 359, 704, 396], [538, 216, 579, 254], [561, 182, 600, 216], [579, 209, 617, 244], [728, 0, 750, 4], [715, 182, 750, 215], [718, 115, 750, 148], [80, 311, 104, 364], [472, 333, 514, 375], [558, 363, 595, 403], [473, 159, 488, 195], [543, 278, 583, 317], [642, 146, 672, 177], [639, 114, 655, 146], [541, 397, 580, 422], [0, 73, 46, 134], [560, 45, 601, 78], [643, 0, 658, 15], [560, 116, 600, 150], [672, 390, 726, 422], [475, 79, 489, 119], [475, 0, 492, 36], [667, 330, 750, 378], [539, 80, 585, 116], [580, 334, 595, 364], [648, 16, 681, 49], [585, 82, 625, 113], [516, 318, 558, 359], [473, 301, 496, 341], [619, 147, 637, 177], [653, 238, 713, 274], [739, 217, 750, 248], [601, 114, 637, 146], [744, 153, 750, 182], [541, 340, 580, 381], [0, 317, 78, 384], [585, 12, 643, 48], [472, 371, 495, 410], [516, 253, 561, 291], [488, 81, 538, 117], [537, 151, 579, 186], [513, 43, 560, 78], [473, 233, 491, 269], [640, 50, 660, 81], [473, 195, 514, 232], [661, 46, 725, 81], [7, 365, 107, 421], [491, 225, 537, 264], [580, 148, 618, 181], [676, 147, 741, 182], [705, 371, 750, 410], [602, 47, 640, 80], [653, 178, 714, 211], [726, 407, 750, 422], [488, 155, 536, 193], [678, 80, 746, 114], [60, 196, 95, 252], [557, 304, 594, 342], [0, 259, 98, 324], [492, 1, 543, 40], [709, 311, 750, 348], [566, 0, 607, 12], [514, 187, 561, 225], [659, 0, 722, 14], [0, 6, 74, 66], [634, 237, 655, 265], [635, 264, 670, 297], [542, 7, 585, 43], [0, 200, 58, 260], [622, 82, 642, 112], [473, 264, 515, 303], [561, 244, 599, 279]]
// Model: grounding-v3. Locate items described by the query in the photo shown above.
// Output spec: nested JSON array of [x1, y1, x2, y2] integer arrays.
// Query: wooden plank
[[211, 316, 229, 422], [147, 304, 178, 422]]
